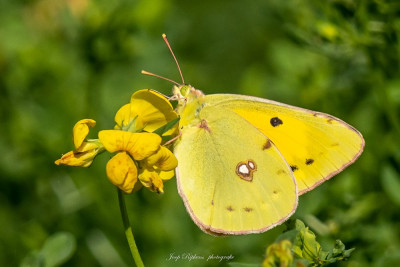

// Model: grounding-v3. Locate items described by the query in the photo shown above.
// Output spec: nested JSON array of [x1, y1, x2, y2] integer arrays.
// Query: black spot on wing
[[226, 206, 234, 212], [263, 139, 272, 150], [290, 165, 298, 172], [270, 117, 283, 127], [306, 159, 314, 165], [244, 207, 253, 212]]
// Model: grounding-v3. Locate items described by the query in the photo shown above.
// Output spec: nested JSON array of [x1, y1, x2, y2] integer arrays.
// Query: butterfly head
[[173, 84, 203, 99], [172, 84, 205, 122]]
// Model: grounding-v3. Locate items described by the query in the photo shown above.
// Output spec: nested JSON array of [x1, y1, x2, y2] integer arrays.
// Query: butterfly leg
[[164, 131, 182, 146]]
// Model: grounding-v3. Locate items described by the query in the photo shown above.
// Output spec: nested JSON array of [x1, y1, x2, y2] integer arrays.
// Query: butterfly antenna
[[141, 70, 180, 86], [162, 33, 185, 85]]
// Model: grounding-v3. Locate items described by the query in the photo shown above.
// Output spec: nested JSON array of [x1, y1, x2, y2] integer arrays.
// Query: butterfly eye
[[180, 85, 190, 96]]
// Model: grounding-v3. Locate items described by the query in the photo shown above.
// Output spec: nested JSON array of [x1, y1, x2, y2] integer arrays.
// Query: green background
[[1, 0, 400, 266]]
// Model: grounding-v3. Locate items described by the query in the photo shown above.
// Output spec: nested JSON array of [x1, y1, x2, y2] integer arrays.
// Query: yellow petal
[[130, 90, 179, 135], [75, 141, 100, 153], [159, 170, 175, 181], [263, 240, 293, 267], [145, 146, 178, 171], [73, 119, 96, 149], [138, 168, 164, 193], [55, 149, 95, 167], [106, 152, 138, 194], [98, 130, 161, 160], [114, 104, 140, 130]]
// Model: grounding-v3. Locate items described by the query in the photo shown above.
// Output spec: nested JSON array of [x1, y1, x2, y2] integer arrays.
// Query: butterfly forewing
[[206, 94, 365, 194]]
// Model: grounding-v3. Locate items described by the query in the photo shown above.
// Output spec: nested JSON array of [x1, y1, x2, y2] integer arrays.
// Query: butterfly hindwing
[[174, 105, 298, 235], [205, 94, 365, 194]]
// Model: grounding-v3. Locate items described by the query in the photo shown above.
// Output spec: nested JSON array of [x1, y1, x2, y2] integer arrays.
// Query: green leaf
[[41, 232, 76, 267], [276, 229, 298, 243], [20, 251, 45, 267], [332, 240, 345, 256], [152, 117, 180, 136], [325, 240, 354, 262], [381, 165, 400, 206], [294, 223, 321, 263]]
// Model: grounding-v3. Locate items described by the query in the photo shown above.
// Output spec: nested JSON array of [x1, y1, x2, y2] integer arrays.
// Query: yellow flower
[[55, 90, 179, 195], [99, 130, 178, 194], [73, 119, 96, 149], [263, 240, 293, 267], [114, 89, 179, 136], [106, 152, 139, 194], [138, 146, 178, 193], [317, 22, 338, 41], [145, 146, 178, 170], [138, 168, 164, 193], [55, 119, 104, 167], [99, 130, 162, 160]]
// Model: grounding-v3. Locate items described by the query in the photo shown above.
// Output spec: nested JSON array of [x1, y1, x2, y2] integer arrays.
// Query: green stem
[[117, 188, 145, 267]]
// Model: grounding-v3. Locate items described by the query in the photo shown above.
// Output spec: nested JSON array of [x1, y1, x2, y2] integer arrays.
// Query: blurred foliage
[[262, 220, 354, 267], [20, 232, 77, 267], [0, 0, 399, 266]]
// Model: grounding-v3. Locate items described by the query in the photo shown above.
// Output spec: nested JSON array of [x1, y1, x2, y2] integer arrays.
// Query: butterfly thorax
[[173, 85, 205, 127]]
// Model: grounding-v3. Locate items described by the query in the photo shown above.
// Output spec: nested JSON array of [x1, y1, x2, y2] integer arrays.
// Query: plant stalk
[[117, 188, 145, 267]]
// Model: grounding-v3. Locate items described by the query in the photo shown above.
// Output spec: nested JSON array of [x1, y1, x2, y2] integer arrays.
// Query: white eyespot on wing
[[248, 160, 255, 170], [238, 164, 250, 174], [235, 160, 257, 182]]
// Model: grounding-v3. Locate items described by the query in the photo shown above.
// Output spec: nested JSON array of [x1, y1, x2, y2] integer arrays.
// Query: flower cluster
[[55, 89, 179, 194]]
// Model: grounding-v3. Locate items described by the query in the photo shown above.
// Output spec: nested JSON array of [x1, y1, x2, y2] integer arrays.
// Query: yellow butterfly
[[145, 34, 365, 235]]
